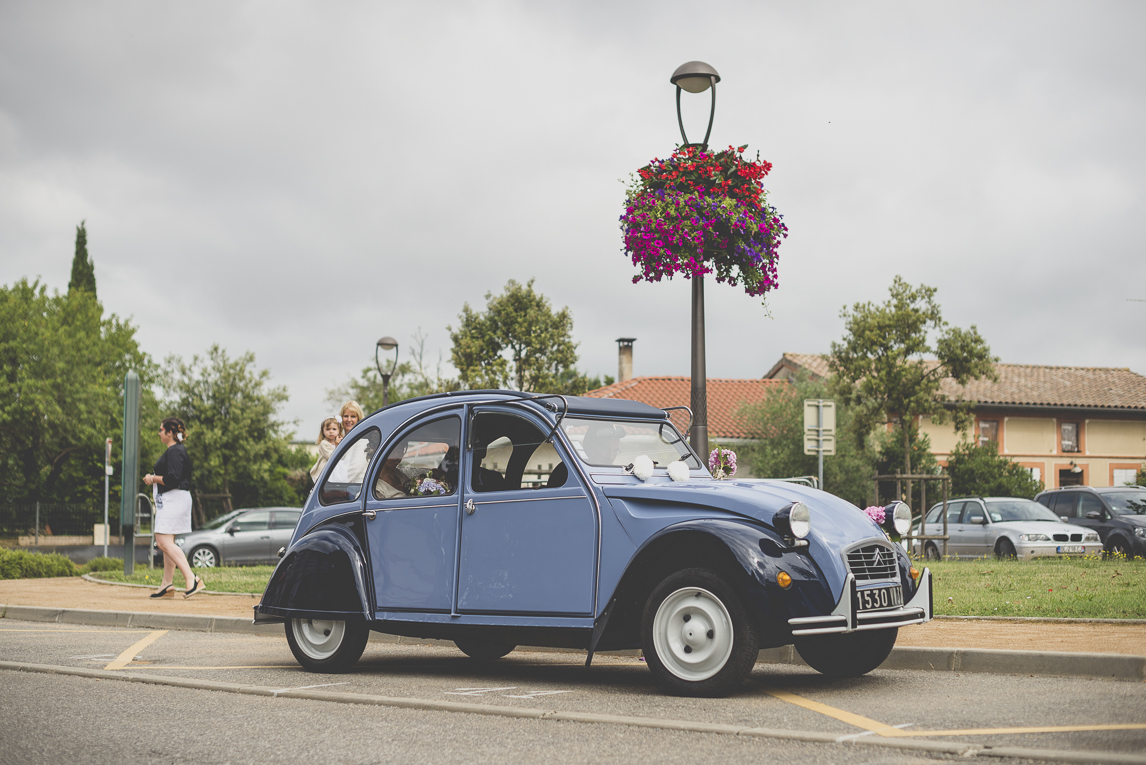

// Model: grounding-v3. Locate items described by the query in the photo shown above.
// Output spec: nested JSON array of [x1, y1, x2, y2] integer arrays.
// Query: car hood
[[601, 478, 889, 594], [988, 520, 1077, 535]]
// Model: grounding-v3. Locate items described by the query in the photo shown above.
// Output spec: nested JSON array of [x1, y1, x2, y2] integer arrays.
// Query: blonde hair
[[317, 417, 343, 445], [340, 400, 365, 422]]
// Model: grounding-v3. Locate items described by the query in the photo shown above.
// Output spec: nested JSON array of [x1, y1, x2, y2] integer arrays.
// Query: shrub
[[83, 556, 122, 573], [0, 548, 79, 579]]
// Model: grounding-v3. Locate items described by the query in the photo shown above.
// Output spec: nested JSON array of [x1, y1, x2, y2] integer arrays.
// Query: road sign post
[[803, 399, 836, 490]]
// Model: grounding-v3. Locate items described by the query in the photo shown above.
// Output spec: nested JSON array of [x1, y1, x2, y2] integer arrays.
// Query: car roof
[[374, 390, 669, 421], [1036, 485, 1145, 495]]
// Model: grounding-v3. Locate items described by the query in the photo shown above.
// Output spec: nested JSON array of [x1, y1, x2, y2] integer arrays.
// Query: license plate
[[1057, 545, 1085, 554], [856, 585, 903, 611]]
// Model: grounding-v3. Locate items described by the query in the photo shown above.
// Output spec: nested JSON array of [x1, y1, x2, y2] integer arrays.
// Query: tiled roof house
[[763, 353, 1146, 489]]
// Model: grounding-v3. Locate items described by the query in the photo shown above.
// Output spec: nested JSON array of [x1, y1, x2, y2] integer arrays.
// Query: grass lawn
[[925, 557, 1146, 619], [91, 565, 276, 594]]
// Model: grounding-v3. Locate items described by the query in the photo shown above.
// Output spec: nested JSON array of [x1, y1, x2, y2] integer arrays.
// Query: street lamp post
[[671, 61, 721, 461], [375, 336, 399, 408]]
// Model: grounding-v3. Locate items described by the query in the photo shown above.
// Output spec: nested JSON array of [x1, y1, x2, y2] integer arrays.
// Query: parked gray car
[[911, 497, 1101, 560], [174, 507, 302, 567]]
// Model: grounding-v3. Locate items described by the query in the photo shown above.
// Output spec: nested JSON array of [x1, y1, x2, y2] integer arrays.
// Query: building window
[[1060, 422, 1079, 453], [978, 420, 998, 447], [1026, 467, 1041, 482], [1113, 468, 1138, 487]]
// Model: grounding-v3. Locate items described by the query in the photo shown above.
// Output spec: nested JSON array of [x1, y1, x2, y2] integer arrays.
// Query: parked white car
[[912, 497, 1101, 560]]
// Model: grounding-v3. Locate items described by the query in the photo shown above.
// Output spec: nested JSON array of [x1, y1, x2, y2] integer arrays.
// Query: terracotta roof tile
[[764, 353, 831, 380], [584, 376, 788, 439]]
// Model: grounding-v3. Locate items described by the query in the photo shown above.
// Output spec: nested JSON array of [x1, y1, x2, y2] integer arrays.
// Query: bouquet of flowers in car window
[[708, 447, 737, 480], [620, 144, 787, 302], [407, 475, 451, 497]]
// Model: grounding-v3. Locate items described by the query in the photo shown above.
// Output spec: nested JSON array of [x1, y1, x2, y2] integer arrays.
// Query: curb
[[3, 603, 1143, 681], [1, 659, 1143, 764]]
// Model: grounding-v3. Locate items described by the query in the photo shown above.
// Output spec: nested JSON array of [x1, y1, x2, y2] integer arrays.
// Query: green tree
[[945, 439, 1044, 498], [0, 279, 156, 512], [872, 424, 941, 509], [449, 279, 581, 392], [67, 221, 97, 297], [737, 375, 877, 507], [829, 276, 998, 479], [161, 345, 306, 516]]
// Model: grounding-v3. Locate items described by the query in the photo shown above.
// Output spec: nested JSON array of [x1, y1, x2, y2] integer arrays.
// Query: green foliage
[[84, 556, 123, 573], [67, 221, 97, 297], [160, 345, 305, 513], [0, 278, 157, 508], [94, 564, 275, 593], [874, 424, 941, 509], [829, 276, 997, 476], [0, 548, 80, 579], [737, 375, 877, 507], [1137, 466, 1146, 486], [449, 279, 581, 392], [945, 439, 1044, 498]]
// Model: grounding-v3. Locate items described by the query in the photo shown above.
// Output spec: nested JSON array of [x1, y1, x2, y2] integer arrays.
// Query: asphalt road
[[2, 620, 1144, 764]]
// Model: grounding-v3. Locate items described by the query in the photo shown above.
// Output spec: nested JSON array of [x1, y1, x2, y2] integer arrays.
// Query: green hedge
[[0, 548, 80, 579]]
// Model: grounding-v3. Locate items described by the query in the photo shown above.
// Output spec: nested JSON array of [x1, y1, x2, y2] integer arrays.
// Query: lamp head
[[376, 336, 398, 352], [670, 61, 721, 93]]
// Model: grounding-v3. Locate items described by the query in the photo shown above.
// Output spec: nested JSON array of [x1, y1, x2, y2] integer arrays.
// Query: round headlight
[[789, 503, 811, 539], [890, 501, 912, 535]]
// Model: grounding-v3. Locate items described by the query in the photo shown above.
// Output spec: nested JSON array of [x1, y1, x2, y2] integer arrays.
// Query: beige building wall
[[919, 416, 960, 455], [1086, 420, 1146, 457], [1003, 417, 1056, 455]]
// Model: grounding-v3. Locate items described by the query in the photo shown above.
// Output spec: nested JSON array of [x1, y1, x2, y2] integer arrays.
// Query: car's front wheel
[[1104, 537, 1130, 559], [189, 545, 218, 568], [995, 538, 1017, 559], [924, 543, 941, 561], [454, 639, 516, 660], [285, 618, 369, 673], [641, 568, 758, 697], [795, 627, 898, 677]]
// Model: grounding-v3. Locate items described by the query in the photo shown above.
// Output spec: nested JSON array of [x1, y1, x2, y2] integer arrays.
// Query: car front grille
[[1053, 533, 1084, 542], [845, 544, 899, 581]]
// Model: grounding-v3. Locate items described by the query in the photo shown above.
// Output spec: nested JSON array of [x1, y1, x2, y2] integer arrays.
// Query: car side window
[[470, 411, 563, 493], [1052, 493, 1078, 518], [1078, 493, 1105, 519], [946, 502, 966, 525], [925, 505, 944, 524], [371, 417, 461, 500], [233, 511, 269, 531], [320, 428, 381, 506], [271, 511, 300, 529], [963, 502, 985, 524]]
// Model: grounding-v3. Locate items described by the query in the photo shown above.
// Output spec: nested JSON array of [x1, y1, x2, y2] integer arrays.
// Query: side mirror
[[969, 516, 986, 525], [1060, 515, 1070, 522], [227, 525, 238, 535], [1085, 511, 1102, 520]]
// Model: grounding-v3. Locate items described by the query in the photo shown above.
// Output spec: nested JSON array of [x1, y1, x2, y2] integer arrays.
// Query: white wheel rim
[[652, 586, 734, 682], [292, 619, 345, 660], [191, 549, 216, 567]]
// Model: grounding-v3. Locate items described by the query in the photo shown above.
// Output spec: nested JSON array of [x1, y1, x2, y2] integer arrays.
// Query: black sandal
[[183, 577, 205, 599], [150, 584, 175, 599]]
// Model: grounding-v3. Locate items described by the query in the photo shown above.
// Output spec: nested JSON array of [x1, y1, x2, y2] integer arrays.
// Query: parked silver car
[[912, 497, 1101, 560], [174, 507, 301, 567]]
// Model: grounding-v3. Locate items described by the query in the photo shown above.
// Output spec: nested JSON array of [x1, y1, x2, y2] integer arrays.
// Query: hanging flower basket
[[620, 145, 788, 300]]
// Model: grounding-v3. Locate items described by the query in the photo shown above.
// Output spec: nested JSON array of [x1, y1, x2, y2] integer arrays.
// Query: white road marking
[[836, 723, 914, 742], [444, 686, 518, 696], [505, 690, 574, 699], [271, 682, 350, 696], [71, 654, 117, 659]]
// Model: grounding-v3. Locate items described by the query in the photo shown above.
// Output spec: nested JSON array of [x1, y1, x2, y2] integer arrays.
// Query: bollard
[[120, 371, 141, 576]]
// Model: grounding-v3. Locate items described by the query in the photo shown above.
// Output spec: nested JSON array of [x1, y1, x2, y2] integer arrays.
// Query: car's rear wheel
[[924, 543, 941, 561], [285, 618, 369, 673], [1104, 537, 1130, 559], [641, 568, 758, 697], [454, 639, 516, 660], [995, 538, 1017, 559], [189, 546, 218, 568], [795, 627, 897, 677]]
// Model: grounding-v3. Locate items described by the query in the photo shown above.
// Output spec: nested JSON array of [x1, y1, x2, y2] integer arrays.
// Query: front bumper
[[1017, 542, 1102, 560], [788, 569, 932, 636]]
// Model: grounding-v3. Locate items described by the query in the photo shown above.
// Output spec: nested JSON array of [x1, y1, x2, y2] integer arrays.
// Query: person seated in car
[[374, 453, 409, 499], [582, 423, 625, 465]]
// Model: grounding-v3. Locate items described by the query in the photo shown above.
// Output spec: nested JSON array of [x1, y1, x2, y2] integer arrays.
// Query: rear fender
[[254, 522, 370, 623]]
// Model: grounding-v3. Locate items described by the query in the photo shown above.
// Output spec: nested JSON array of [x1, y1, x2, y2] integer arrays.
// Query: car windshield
[[200, 509, 244, 530], [560, 417, 701, 469], [1105, 492, 1146, 515], [985, 499, 1061, 523]]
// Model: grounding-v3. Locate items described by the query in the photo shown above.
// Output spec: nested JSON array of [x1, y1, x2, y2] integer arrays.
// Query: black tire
[[995, 538, 1017, 559], [189, 546, 218, 568], [454, 639, 516, 660], [924, 543, 941, 561], [640, 568, 758, 698], [285, 618, 369, 673], [795, 627, 898, 677], [1104, 537, 1130, 559]]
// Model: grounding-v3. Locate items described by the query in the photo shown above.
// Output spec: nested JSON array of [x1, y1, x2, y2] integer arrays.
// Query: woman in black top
[[143, 417, 204, 598]]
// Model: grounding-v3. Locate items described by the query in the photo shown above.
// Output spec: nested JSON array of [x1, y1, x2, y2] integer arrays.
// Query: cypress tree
[[67, 220, 97, 297]]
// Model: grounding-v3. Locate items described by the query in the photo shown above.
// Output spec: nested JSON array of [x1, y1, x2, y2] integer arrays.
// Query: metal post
[[103, 437, 111, 558], [382, 376, 389, 409], [34, 501, 39, 546], [817, 400, 824, 490], [120, 371, 141, 576], [689, 275, 708, 461]]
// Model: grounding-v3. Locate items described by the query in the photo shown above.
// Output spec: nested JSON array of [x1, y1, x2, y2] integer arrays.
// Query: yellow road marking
[[105, 630, 167, 670], [761, 688, 910, 737], [901, 723, 1146, 737]]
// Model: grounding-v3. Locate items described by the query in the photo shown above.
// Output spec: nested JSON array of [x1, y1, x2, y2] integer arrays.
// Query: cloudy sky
[[2, 1, 1143, 435]]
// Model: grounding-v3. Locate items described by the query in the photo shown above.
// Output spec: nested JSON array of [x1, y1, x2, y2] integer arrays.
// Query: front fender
[[254, 523, 370, 623]]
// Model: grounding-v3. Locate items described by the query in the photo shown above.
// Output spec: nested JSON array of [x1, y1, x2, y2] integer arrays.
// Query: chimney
[[616, 338, 636, 382]]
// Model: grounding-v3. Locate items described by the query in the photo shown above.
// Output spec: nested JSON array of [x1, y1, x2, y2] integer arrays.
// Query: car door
[[363, 415, 462, 613], [940, 501, 968, 557], [957, 501, 992, 557], [223, 511, 271, 563], [456, 408, 597, 616], [268, 510, 301, 562], [1075, 493, 1112, 543]]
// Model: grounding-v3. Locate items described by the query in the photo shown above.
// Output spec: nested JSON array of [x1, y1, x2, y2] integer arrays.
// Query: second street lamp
[[375, 336, 399, 408]]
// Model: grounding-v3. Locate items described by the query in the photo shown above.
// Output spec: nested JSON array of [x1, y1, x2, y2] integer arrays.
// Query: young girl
[[309, 417, 343, 484]]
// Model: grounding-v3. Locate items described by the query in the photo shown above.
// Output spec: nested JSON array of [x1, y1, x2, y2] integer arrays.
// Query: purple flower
[[863, 506, 886, 525]]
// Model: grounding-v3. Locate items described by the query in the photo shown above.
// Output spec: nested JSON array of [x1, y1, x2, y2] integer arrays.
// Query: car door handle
[[363, 509, 377, 520], [465, 499, 476, 515]]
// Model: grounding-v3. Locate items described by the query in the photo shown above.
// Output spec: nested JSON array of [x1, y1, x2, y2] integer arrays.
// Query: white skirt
[[153, 486, 193, 534]]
